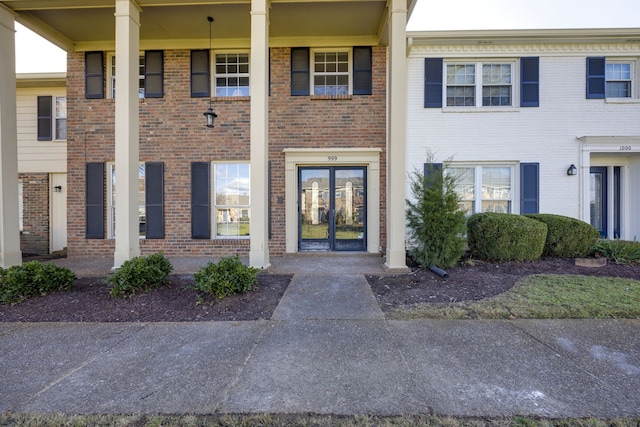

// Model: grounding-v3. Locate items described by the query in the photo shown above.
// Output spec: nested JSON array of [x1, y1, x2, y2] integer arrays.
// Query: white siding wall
[[407, 41, 640, 230], [16, 86, 67, 173]]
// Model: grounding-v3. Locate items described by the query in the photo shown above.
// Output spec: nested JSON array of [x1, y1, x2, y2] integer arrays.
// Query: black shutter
[[86, 162, 105, 239], [586, 57, 606, 99], [520, 57, 539, 107], [191, 162, 210, 239], [144, 50, 164, 98], [424, 58, 443, 108], [37, 96, 52, 141], [145, 162, 164, 239], [520, 162, 539, 214], [291, 47, 310, 96], [353, 46, 372, 95], [424, 163, 443, 188], [85, 51, 104, 99], [191, 50, 210, 97]]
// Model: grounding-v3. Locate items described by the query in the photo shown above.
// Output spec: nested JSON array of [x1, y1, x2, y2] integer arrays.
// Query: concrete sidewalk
[[1, 319, 638, 417], [2, 258, 639, 418]]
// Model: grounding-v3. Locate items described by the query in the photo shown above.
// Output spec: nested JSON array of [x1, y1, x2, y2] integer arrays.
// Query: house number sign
[[619, 146, 632, 151], [327, 156, 338, 161]]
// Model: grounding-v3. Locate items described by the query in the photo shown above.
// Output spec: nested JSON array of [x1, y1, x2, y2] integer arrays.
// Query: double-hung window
[[446, 62, 513, 107], [110, 51, 163, 99], [313, 50, 350, 95], [214, 163, 250, 238], [215, 53, 250, 96], [108, 163, 146, 238], [606, 62, 632, 98], [37, 96, 66, 141], [447, 166, 513, 214]]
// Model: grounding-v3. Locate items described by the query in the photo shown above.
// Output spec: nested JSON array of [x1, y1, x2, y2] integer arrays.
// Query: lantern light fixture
[[203, 16, 217, 128], [567, 164, 578, 176]]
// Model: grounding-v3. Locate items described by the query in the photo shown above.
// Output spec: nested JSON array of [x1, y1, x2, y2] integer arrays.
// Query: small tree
[[406, 155, 467, 269]]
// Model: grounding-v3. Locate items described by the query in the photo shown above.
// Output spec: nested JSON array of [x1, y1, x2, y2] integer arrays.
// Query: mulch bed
[[1, 257, 639, 321]]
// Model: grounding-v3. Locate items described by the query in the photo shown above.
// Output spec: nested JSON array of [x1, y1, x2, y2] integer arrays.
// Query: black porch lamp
[[567, 164, 577, 176], [203, 16, 217, 128]]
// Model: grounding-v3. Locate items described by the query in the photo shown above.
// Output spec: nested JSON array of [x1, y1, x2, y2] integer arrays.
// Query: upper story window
[[110, 51, 164, 99], [191, 51, 251, 98], [215, 53, 250, 97], [606, 62, 632, 98], [313, 50, 350, 95], [425, 57, 539, 109], [446, 62, 513, 107], [291, 47, 373, 96], [37, 96, 66, 141], [587, 57, 637, 100]]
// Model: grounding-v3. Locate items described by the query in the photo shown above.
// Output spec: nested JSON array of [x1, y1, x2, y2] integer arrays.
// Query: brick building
[[0, 0, 413, 269]]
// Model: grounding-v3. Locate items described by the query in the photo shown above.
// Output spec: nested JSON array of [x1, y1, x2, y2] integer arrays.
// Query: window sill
[[442, 107, 520, 113], [212, 96, 251, 102], [605, 98, 640, 105], [310, 94, 353, 101]]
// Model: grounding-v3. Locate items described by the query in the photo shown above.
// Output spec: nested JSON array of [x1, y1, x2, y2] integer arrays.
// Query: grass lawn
[[389, 274, 640, 320], [1, 413, 638, 427]]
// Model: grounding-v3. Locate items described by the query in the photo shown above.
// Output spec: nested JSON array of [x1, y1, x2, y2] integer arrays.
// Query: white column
[[249, 0, 270, 268], [0, 6, 22, 267], [385, 0, 408, 270], [113, 0, 141, 268]]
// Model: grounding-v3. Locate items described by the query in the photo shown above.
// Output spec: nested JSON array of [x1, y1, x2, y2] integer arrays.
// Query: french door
[[299, 167, 366, 251]]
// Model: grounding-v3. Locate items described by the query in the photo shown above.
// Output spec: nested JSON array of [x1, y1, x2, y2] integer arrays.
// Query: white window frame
[[446, 164, 516, 215], [213, 162, 251, 239], [107, 162, 146, 239], [18, 179, 23, 232], [109, 54, 146, 99], [214, 51, 250, 97], [311, 48, 352, 96], [54, 96, 67, 140], [445, 60, 517, 108], [605, 60, 634, 99]]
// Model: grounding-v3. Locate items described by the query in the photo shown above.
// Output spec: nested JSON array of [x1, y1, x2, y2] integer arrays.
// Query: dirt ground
[[1, 257, 639, 322]]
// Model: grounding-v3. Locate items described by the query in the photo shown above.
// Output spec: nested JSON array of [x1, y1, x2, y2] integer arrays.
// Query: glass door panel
[[299, 167, 366, 251], [334, 168, 366, 250], [300, 169, 331, 250], [590, 167, 607, 237]]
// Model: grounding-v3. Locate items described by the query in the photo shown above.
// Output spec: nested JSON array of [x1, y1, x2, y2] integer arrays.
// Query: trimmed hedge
[[467, 213, 547, 262], [524, 214, 599, 258], [194, 255, 258, 299], [0, 261, 76, 304], [107, 252, 173, 297]]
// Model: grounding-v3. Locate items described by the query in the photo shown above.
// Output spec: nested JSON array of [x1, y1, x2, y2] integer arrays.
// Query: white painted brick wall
[[407, 42, 640, 235]]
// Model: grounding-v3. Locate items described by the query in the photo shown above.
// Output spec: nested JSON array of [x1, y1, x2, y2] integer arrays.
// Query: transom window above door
[[446, 62, 513, 107]]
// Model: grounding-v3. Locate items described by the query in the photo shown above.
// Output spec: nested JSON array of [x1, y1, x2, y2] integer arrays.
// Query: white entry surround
[[283, 148, 382, 254]]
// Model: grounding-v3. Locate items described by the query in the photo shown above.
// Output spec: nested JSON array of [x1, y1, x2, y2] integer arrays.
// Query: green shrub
[[525, 214, 599, 258], [467, 213, 547, 262], [594, 239, 640, 265], [0, 261, 76, 304], [406, 161, 467, 269], [194, 255, 258, 299], [107, 252, 173, 297]]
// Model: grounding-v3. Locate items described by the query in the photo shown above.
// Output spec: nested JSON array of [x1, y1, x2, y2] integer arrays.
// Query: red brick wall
[[20, 174, 50, 255], [66, 47, 387, 258]]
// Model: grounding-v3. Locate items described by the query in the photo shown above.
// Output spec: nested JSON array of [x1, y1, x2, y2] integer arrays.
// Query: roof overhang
[[407, 27, 640, 49], [3, 0, 418, 51]]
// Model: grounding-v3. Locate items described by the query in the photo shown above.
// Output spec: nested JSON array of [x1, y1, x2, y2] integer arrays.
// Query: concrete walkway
[[1, 255, 639, 417]]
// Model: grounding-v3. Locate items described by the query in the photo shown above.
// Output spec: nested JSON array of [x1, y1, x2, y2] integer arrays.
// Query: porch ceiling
[[3, 0, 416, 50]]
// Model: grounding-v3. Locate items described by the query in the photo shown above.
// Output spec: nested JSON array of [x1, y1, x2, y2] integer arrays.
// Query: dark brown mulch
[[367, 256, 640, 311], [2, 257, 639, 322], [0, 274, 292, 323]]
